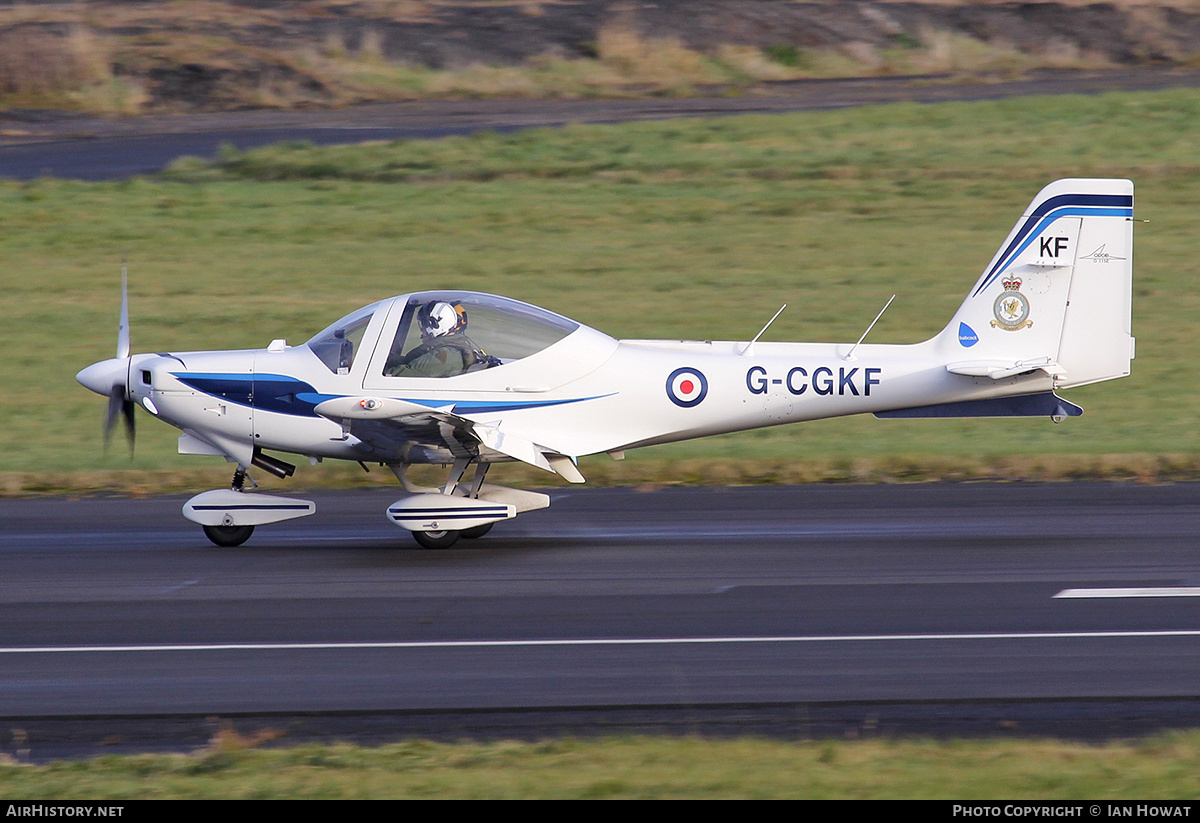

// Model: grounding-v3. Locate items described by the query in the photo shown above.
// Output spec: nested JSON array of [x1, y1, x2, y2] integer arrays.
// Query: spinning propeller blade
[[102, 267, 136, 455], [117, 264, 130, 361], [103, 383, 136, 455]]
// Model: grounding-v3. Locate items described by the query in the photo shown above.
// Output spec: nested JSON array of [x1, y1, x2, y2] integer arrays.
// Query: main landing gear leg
[[410, 459, 495, 549], [459, 463, 493, 539]]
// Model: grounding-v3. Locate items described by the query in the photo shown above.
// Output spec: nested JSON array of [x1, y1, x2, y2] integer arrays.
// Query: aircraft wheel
[[203, 524, 255, 547], [460, 523, 494, 539], [413, 529, 459, 550]]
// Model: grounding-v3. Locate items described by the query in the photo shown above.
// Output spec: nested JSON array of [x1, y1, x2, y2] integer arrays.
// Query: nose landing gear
[[183, 466, 316, 547]]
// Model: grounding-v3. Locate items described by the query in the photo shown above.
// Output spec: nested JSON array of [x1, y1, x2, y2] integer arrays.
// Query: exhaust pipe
[[251, 447, 296, 479]]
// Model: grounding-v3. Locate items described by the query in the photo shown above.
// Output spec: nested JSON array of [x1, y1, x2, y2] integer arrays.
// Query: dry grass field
[[1, 1, 1200, 113]]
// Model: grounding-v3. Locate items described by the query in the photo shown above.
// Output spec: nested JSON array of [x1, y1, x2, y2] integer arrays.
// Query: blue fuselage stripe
[[172, 373, 610, 418]]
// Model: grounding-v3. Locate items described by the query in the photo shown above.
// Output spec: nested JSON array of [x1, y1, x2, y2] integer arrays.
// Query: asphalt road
[[4, 68, 1200, 180], [2, 483, 1200, 758]]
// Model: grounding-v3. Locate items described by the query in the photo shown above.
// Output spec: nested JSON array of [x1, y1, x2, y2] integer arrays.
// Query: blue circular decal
[[666, 367, 708, 408]]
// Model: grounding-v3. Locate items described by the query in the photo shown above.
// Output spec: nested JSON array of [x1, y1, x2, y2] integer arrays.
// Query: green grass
[[2, 732, 1200, 799], [7, 88, 1200, 490]]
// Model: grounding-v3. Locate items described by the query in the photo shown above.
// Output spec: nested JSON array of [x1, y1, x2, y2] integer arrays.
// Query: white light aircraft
[[77, 178, 1135, 548]]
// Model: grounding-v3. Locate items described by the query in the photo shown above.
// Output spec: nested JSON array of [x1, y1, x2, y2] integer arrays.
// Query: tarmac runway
[[2, 483, 1200, 758], [3, 68, 1200, 180]]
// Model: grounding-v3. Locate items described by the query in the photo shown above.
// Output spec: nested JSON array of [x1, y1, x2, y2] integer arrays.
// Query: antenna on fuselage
[[843, 294, 895, 361], [739, 304, 786, 356]]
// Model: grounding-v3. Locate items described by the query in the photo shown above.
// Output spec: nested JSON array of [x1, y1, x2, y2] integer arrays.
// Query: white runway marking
[[1054, 587, 1200, 598], [3, 629, 1200, 655]]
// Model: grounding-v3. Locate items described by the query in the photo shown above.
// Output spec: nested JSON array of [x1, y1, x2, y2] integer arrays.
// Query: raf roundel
[[666, 367, 708, 408]]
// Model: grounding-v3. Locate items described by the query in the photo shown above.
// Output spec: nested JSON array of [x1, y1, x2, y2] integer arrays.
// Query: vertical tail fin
[[940, 179, 1134, 388]]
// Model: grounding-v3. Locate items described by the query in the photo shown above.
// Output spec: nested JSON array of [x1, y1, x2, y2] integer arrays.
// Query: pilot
[[387, 300, 495, 378]]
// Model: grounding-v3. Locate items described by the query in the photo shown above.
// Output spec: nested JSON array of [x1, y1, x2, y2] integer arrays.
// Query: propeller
[[103, 377, 136, 455], [101, 266, 136, 455]]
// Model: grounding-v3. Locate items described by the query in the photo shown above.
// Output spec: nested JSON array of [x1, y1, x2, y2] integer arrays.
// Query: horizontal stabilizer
[[875, 392, 1083, 419], [946, 357, 1064, 380]]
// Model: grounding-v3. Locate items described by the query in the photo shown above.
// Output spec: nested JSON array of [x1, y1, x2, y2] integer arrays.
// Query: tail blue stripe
[[972, 196, 1132, 297]]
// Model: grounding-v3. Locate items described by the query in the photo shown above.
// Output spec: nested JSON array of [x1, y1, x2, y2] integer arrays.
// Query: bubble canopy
[[307, 291, 582, 375]]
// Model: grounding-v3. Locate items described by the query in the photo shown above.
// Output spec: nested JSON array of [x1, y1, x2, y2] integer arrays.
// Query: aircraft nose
[[76, 358, 128, 396]]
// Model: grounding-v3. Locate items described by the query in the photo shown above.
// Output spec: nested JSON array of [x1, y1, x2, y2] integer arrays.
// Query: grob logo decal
[[666, 367, 708, 408], [1080, 244, 1127, 264]]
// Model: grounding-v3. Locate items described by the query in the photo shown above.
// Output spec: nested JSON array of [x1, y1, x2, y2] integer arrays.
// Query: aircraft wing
[[312, 397, 585, 482]]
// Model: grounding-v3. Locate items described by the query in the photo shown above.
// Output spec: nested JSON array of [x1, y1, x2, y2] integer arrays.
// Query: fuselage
[[109, 289, 1053, 469]]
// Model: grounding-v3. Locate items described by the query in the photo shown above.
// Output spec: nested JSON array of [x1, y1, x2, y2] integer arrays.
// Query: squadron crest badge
[[991, 277, 1033, 331]]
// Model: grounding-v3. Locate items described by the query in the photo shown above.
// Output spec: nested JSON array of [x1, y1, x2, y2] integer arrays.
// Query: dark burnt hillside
[[2, 1, 1199, 112]]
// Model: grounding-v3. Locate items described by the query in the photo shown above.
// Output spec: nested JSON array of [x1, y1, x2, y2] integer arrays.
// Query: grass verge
[[3, 732, 1200, 798], [7, 88, 1200, 493]]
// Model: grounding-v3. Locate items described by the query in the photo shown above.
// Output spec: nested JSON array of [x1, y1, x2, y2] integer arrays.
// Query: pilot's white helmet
[[419, 301, 467, 338]]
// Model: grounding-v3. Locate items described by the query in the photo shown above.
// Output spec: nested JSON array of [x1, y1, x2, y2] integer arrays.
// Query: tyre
[[460, 522, 494, 539], [412, 529, 459, 550], [202, 524, 255, 547]]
